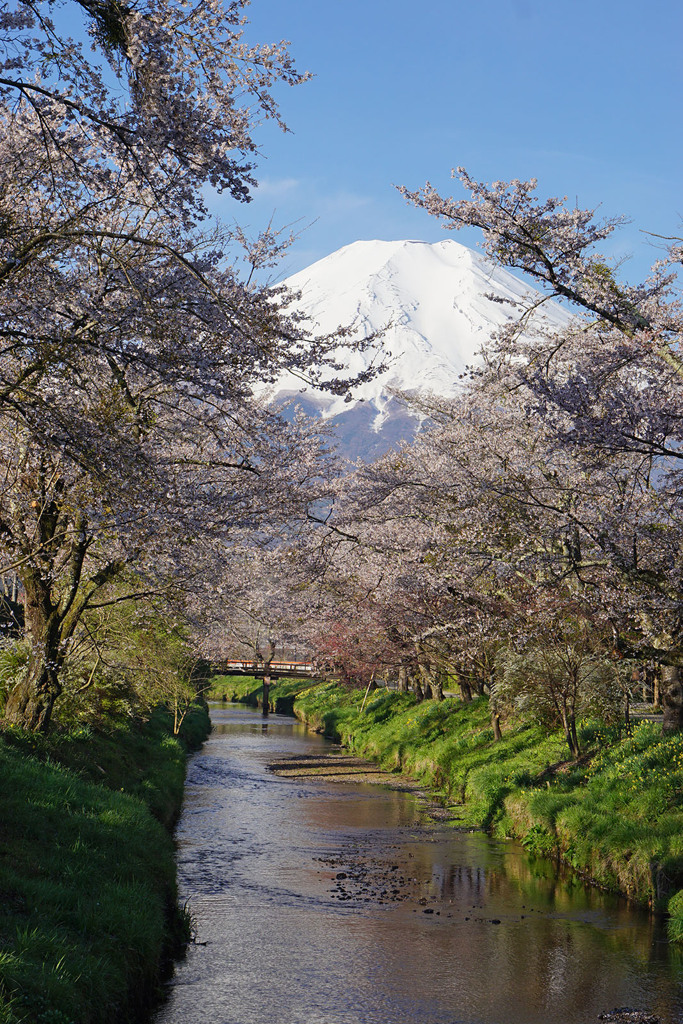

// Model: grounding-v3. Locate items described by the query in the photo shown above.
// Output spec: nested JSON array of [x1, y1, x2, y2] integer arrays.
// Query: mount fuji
[[273, 238, 566, 461]]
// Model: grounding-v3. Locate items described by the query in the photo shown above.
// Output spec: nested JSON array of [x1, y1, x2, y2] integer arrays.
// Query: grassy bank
[[205, 673, 308, 715], [227, 677, 683, 941], [0, 703, 210, 1024]]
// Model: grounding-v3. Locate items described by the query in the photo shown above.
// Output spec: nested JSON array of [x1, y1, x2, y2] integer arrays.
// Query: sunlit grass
[[205, 673, 318, 715], [0, 703, 210, 1023], [291, 683, 683, 928]]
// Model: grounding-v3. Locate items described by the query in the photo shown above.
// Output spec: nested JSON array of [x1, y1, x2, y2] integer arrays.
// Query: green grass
[[203, 673, 259, 702], [205, 674, 316, 715], [668, 890, 683, 943], [0, 703, 210, 1023], [285, 683, 683, 931], [512, 722, 683, 906], [293, 685, 568, 823]]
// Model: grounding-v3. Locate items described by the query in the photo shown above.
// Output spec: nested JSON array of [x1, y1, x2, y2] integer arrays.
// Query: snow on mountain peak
[[273, 238, 566, 459]]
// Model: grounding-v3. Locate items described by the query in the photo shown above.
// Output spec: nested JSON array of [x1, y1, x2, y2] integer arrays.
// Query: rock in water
[[597, 1009, 660, 1023]]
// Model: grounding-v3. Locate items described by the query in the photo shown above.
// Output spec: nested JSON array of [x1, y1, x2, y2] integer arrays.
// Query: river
[[153, 704, 683, 1024]]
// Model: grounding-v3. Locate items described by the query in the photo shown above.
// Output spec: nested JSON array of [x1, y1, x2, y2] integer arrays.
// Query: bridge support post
[[262, 675, 271, 715]]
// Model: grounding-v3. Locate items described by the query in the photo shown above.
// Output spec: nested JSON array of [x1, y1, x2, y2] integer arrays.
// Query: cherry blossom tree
[[303, 434, 491, 700], [0, 1, 384, 731], [0, 0, 308, 218], [0, 380, 341, 730], [398, 169, 683, 732], [312, 371, 669, 749]]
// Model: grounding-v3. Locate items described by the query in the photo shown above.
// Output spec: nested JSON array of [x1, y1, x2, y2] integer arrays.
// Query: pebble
[[597, 1010, 660, 1024]]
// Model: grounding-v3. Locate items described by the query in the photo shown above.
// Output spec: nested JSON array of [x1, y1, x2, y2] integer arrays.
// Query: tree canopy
[[274, 171, 683, 746], [0, 0, 377, 730]]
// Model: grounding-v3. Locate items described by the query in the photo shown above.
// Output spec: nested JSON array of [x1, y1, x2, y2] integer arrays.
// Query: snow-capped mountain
[[274, 238, 566, 460]]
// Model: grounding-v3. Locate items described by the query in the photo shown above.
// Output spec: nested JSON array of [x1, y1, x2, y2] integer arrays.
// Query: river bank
[[0, 703, 210, 1024], [157, 698, 683, 1024], [209, 675, 683, 942]]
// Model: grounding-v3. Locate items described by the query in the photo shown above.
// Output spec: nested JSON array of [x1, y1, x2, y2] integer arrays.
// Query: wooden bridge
[[221, 659, 316, 680]]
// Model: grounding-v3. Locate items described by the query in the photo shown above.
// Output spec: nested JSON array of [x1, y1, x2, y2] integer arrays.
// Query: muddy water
[[153, 705, 683, 1024]]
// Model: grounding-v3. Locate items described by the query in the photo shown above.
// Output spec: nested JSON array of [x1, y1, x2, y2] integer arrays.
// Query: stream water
[[153, 704, 683, 1024]]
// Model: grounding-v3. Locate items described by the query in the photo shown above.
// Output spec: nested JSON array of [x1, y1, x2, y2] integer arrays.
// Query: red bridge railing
[[223, 660, 315, 676]]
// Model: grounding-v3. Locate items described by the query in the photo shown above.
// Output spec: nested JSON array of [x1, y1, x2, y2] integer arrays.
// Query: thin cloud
[[254, 177, 302, 197]]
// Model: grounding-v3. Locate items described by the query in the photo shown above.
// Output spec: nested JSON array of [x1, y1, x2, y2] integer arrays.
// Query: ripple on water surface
[[153, 705, 683, 1024]]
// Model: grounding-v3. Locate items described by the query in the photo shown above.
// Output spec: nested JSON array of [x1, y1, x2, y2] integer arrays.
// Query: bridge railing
[[223, 660, 315, 676]]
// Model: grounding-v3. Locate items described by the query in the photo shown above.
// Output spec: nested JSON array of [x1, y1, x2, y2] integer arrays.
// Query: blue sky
[[213, 0, 682, 285]]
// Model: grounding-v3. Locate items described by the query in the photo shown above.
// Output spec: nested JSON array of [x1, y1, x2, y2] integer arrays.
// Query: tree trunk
[[412, 675, 424, 702], [173, 697, 191, 736], [3, 649, 62, 732], [489, 665, 502, 739], [472, 674, 486, 696], [419, 662, 445, 701], [2, 578, 62, 732], [431, 673, 444, 701], [425, 663, 444, 701], [661, 664, 683, 733], [397, 666, 409, 693], [642, 665, 651, 703], [360, 674, 377, 713], [560, 703, 580, 758], [570, 714, 579, 756], [419, 664, 434, 700]]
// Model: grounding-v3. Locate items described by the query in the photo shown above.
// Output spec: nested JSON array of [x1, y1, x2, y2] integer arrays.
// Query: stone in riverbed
[[597, 1010, 660, 1024]]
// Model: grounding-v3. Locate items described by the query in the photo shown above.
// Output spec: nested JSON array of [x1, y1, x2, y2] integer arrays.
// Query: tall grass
[[515, 721, 683, 906], [0, 703, 210, 1023]]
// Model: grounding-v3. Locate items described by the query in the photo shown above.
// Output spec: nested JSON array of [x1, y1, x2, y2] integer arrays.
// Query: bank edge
[[209, 675, 683, 945], [0, 702, 210, 1024]]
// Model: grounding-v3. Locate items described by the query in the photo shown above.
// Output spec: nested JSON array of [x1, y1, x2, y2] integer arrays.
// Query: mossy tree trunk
[[2, 497, 124, 733], [3, 570, 66, 732], [430, 665, 444, 701], [661, 665, 683, 733], [3, 646, 62, 732]]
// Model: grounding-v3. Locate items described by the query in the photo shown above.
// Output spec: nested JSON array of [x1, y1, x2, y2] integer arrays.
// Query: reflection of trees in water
[[194, 717, 683, 1024], [491, 847, 671, 967], [419, 861, 614, 1013], [368, 839, 682, 1021], [429, 862, 488, 904]]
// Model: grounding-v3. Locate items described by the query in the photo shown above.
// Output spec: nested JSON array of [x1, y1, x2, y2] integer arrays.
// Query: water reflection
[[153, 705, 683, 1024]]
